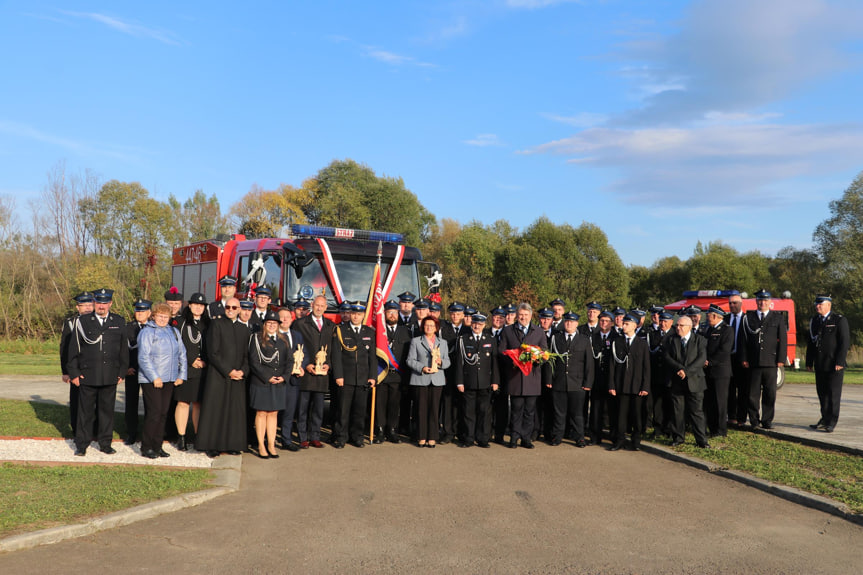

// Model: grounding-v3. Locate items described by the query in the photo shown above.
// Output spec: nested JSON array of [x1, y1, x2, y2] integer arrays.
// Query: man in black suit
[[123, 298, 152, 445], [588, 310, 617, 445], [66, 288, 129, 456], [295, 295, 335, 449], [489, 306, 509, 444], [60, 291, 94, 437], [664, 315, 710, 448], [277, 307, 305, 452], [548, 312, 594, 447], [207, 276, 237, 320], [331, 302, 377, 448], [608, 314, 650, 451], [455, 313, 500, 448], [578, 301, 602, 338], [397, 291, 417, 327], [439, 302, 468, 444], [248, 286, 272, 334], [646, 310, 674, 437], [500, 302, 549, 449], [704, 304, 733, 437], [725, 291, 749, 427], [806, 295, 850, 432], [740, 289, 788, 430], [375, 300, 411, 444]]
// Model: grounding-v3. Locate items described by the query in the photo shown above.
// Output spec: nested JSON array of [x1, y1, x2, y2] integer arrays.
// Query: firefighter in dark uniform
[[208, 276, 237, 320], [66, 288, 129, 456], [439, 302, 468, 444], [375, 300, 411, 444], [806, 294, 850, 432], [455, 313, 499, 448], [536, 307, 555, 441], [703, 304, 733, 437], [588, 310, 618, 445], [397, 291, 417, 327], [248, 286, 272, 334], [489, 306, 509, 444], [123, 298, 152, 445], [548, 311, 594, 447], [647, 311, 674, 437], [608, 314, 651, 451], [740, 289, 787, 430], [331, 302, 377, 448], [60, 291, 95, 437]]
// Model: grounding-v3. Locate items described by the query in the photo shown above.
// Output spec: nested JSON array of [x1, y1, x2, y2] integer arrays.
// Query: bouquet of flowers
[[503, 343, 567, 376]]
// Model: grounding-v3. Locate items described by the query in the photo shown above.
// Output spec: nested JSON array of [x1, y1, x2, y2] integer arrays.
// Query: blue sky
[[2, 0, 862, 266]]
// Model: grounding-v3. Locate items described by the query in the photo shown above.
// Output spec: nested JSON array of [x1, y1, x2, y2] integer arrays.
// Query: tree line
[[1, 160, 861, 343]]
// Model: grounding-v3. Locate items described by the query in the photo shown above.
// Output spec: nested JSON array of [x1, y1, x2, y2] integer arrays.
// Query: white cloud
[[0, 120, 149, 162], [464, 134, 504, 147], [363, 46, 436, 68], [543, 112, 607, 128], [60, 11, 181, 45]]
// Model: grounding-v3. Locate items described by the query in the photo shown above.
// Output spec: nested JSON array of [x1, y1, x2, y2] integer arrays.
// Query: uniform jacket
[[549, 331, 594, 392], [739, 310, 788, 368], [454, 331, 500, 390], [590, 330, 618, 391], [278, 328, 305, 386], [207, 317, 251, 382], [704, 321, 733, 378], [663, 333, 707, 393], [608, 335, 651, 395], [805, 312, 850, 372], [179, 311, 208, 383], [66, 312, 130, 387], [125, 321, 146, 374], [60, 314, 82, 376], [407, 335, 450, 386], [331, 324, 377, 386], [207, 300, 227, 320], [295, 314, 336, 393], [137, 321, 188, 384], [248, 333, 289, 388], [382, 323, 412, 384], [500, 322, 548, 396]]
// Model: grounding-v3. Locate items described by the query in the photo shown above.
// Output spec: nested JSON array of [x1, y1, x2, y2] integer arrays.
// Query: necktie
[[354, 326, 360, 335], [567, 335, 572, 344], [681, 338, 687, 352], [316, 317, 322, 331], [626, 337, 632, 349]]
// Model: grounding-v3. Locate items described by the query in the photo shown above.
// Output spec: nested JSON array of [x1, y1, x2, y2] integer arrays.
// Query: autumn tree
[[230, 184, 309, 238]]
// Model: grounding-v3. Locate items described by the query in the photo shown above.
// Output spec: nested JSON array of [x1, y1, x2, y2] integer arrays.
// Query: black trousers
[[460, 388, 492, 444], [509, 395, 537, 443], [337, 384, 368, 444], [815, 369, 844, 427], [536, 384, 553, 440], [279, 383, 300, 443], [649, 384, 672, 435], [748, 367, 777, 426], [491, 388, 509, 441], [399, 381, 413, 435], [705, 370, 731, 436], [297, 391, 324, 442], [440, 381, 459, 439], [375, 379, 401, 434], [589, 387, 613, 444], [415, 385, 442, 441], [551, 388, 586, 442], [670, 387, 708, 445], [728, 359, 750, 424], [75, 384, 117, 450], [124, 375, 141, 440], [615, 394, 644, 447], [141, 382, 174, 453]]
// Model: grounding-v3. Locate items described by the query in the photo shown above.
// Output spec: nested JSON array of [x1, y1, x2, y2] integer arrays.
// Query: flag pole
[[369, 241, 382, 445]]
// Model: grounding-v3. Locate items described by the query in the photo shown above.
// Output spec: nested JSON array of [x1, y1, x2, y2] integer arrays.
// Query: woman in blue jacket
[[138, 302, 187, 459], [406, 316, 450, 447]]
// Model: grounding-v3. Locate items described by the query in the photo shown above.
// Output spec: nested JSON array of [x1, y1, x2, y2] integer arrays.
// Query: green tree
[[628, 256, 688, 307], [229, 184, 309, 238], [169, 190, 232, 244]]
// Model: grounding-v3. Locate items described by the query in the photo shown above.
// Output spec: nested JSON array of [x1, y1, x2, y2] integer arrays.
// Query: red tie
[[316, 317, 322, 331]]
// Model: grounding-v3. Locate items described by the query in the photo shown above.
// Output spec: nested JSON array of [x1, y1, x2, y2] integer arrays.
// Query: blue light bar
[[290, 224, 404, 244], [682, 290, 741, 298]]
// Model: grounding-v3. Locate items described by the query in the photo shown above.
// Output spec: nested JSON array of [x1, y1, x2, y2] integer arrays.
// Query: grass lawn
[[651, 430, 863, 513], [0, 463, 211, 537], [784, 367, 863, 385], [0, 399, 135, 439]]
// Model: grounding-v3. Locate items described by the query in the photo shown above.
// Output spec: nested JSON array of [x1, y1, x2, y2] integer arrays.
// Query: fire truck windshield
[[286, 256, 420, 308]]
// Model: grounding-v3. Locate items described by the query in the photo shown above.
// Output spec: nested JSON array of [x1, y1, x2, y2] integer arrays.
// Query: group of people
[[59, 276, 848, 459]]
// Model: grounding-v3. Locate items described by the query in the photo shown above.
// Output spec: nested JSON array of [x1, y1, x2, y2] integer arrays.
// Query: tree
[[169, 190, 232, 244], [229, 184, 308, 238], [628, 256, 688, 307], [301, 159, 435, 246]]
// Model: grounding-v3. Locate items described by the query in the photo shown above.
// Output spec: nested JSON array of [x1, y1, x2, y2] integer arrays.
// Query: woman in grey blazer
[[407, 316, 450, 447]]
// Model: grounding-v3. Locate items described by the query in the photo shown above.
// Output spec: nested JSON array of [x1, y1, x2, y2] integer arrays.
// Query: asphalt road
[[2, 440, 861, 574]]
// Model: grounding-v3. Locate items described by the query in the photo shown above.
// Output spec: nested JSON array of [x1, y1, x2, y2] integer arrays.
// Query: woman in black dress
[[248, 311, 289, 458], [175, 292, 209, 451]]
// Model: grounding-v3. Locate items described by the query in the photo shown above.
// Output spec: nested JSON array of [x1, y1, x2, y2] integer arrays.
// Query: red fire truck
[[171, 224, 440, 320], [663, 289, 797, 388]]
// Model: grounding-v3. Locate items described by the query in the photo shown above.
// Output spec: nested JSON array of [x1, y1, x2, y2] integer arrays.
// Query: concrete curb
[[757, 427, 863, 457], [0, 454, 242, 554], [641, 442, 863, 527]]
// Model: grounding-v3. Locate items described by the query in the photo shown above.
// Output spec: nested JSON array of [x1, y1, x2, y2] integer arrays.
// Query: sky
[[1, 0, 862, 267]]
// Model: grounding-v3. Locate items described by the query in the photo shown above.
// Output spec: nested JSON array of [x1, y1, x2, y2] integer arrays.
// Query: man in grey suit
[[664, 315, 710, 448]]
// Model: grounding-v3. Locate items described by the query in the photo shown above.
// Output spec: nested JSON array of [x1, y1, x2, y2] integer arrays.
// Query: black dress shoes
[[823, 425, 835, 433], [333, 442, 345, 449], [671, 439, 684, 447], [760, 422, 773, 430], [372, 436, 383, 444], [575, 439, 586, 448], [176, 435, 188, 451], [608, 443, 623, 451], [74, 447, 87, 456], [387, 430, 401, 444], [506, 441, 518, 449], [205, 450, 220, 458], [142, 449, 159, 459], [100, 445, 117, 455], [696, 442, 711, 449], [521, 440, 535, 449], [477, 442, 490, 448], [284, 443, 300, 452], [124, 436, 136, 446], [158, 449, 170, 458], [350, 439, 365, 448]]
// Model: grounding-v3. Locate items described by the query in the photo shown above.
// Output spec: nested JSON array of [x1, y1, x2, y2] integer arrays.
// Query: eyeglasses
[[225, 305, 240, 310]]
